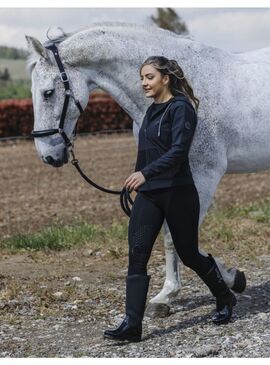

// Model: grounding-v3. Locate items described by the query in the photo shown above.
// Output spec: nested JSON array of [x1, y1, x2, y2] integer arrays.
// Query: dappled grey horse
[[25, 21, 258, 317]]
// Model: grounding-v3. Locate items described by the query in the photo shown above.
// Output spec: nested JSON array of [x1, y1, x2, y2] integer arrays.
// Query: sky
[[0, 3, 270, 53]]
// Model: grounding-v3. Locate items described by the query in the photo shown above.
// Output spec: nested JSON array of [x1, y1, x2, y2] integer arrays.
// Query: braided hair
[[139, 56, 199, 112]]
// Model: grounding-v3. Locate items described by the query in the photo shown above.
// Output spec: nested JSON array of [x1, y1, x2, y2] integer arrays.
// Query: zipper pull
[[158, 102, 173, 137]]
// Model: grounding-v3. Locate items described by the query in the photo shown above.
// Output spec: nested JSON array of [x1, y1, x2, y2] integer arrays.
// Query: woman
[[104, 56, 237, 342]]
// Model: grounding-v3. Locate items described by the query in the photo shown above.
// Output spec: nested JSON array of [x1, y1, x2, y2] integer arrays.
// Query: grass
[[0, 218, 129, 253], [0, 58, 30, 99], [200, 197, 270, 263], [0, 79, 31, 99], [1, 198, 270, 261]]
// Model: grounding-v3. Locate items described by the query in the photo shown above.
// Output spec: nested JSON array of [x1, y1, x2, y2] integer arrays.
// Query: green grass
[[221, 198, 270, 222], [200, 197, 270, 262], [0, 58, 31, 99], [0, 218, 129, 253], [0, 79, 31, 99], [1, 198, 270, 260]]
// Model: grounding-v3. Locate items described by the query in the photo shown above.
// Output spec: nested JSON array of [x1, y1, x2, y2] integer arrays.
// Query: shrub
[[0, 92, 132, 138]]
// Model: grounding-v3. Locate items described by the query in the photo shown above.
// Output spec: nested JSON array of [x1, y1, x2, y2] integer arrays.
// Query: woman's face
[[140, 64, 169, 99]]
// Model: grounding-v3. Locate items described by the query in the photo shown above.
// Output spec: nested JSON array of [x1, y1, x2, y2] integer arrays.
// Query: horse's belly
[[227, 142, 270, 173]]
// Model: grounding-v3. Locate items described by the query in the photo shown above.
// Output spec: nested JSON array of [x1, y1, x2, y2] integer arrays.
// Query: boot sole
[[103, 333, 142, 342]]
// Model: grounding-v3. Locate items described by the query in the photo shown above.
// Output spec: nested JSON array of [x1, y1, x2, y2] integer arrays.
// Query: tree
[[151, 8, 189, 35], [0, 67, 11, 81]]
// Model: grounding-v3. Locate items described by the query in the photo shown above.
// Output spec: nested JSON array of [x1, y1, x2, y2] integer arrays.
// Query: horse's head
[[26, 36, 89, 167]]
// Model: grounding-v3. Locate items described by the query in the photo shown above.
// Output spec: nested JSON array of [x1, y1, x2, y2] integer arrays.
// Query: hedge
[[0, 92, 132, 138]]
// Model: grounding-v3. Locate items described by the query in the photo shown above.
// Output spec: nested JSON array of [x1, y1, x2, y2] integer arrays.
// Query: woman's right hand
[[124, 171, 146, 192]]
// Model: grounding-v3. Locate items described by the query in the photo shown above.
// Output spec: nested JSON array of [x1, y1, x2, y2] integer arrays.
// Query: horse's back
[[237, 46, 270, 63]]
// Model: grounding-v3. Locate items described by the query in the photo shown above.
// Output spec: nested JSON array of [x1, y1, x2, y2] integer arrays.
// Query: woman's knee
[[128, 245, 150, 275], [178, 253, 195, 269], [177, 249, 211, 275], [177, 248, 201, 270], [129, 244, 150, 266]]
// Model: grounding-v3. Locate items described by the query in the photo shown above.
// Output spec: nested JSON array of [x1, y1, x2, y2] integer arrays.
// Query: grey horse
[[25, 22, 253, 317]]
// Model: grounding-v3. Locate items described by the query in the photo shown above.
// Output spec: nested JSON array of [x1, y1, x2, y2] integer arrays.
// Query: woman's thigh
[[163, 184, 200, 254], [128, 191, 165, 258]]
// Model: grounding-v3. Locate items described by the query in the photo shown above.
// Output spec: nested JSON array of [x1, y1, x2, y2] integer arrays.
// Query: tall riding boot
[[200, 254, 237, 325], [104, 274, 150, 342]]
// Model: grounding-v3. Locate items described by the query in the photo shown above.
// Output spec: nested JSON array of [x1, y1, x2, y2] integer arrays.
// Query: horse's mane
[[26, 21, 194, 75], [47, 21, 194, 44]]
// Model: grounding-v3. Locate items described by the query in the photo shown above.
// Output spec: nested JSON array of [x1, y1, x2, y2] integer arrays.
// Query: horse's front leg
[[145, 220, 181, 317]]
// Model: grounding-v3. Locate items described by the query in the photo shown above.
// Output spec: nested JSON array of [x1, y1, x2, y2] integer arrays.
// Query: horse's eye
[[44, 89, 54, 98]]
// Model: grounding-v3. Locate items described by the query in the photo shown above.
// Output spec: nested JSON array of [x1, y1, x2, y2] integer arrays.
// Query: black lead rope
[[70, 150, 134, 217]]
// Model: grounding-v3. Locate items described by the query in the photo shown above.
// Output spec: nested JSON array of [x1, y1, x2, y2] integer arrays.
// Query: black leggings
[[128, 184, 212, 277]]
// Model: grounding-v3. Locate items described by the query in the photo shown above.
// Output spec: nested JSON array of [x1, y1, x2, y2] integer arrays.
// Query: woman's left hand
[[124, 171, 146, 192]]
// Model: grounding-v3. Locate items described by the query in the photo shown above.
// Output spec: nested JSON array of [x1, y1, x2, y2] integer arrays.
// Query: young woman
[[104, 56, 237, 342]]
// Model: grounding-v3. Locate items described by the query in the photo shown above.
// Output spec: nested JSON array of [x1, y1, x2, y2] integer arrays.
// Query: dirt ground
[[1, 133, 270, 237], [0, 134, 270, 357]]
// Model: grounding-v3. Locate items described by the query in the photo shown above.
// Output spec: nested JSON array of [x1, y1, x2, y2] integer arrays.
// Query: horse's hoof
[[230, 269, 246, 293], [145, 302, 170, 318]]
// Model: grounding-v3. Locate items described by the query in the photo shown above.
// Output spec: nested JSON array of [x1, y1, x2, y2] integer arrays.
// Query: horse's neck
[[60, 25, 233, 123], [61, 26, 154, 124]]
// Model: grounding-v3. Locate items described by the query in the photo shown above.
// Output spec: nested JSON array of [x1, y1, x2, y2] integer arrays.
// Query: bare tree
[[151, 8, 189, 35]]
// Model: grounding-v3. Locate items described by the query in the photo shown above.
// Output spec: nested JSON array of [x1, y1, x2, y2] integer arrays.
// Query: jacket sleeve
[[140, 103, 196, 180]]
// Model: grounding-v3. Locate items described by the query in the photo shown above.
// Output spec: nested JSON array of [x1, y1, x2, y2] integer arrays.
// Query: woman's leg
[[163, 184, 212, 276], [128, 191, 165, 275], [104, 191, 165, 342], [163, 184, 236, 325]]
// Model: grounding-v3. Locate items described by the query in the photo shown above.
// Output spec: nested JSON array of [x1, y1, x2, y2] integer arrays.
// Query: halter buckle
[[60, 72, 69, 82]]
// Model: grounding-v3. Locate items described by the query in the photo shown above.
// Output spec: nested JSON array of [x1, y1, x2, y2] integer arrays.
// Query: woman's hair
[[140, 56, 199, 112]]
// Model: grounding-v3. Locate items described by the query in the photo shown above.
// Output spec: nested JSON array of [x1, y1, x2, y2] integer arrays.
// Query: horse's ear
[[25, 35, 49, 60]]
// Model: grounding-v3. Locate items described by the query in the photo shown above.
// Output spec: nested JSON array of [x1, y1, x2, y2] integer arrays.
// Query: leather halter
[[31, 42, 84, 146]]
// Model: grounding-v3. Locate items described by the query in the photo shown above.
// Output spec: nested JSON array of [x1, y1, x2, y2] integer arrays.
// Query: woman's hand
[[124, 171, 146, 192]]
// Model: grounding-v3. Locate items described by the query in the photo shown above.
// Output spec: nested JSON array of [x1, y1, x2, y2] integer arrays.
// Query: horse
[[25, 21, 262, 317]]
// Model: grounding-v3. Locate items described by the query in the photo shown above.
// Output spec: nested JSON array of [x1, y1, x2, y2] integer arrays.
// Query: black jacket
[[134, 94, 197, 192]]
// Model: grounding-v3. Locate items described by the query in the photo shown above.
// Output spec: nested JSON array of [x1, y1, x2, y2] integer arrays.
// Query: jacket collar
[[146, 93, 191, 121]]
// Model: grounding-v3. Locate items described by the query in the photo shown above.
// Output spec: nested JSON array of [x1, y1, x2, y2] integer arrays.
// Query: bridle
[[31, 41, 134, 217], [31, 42, 84, 146]]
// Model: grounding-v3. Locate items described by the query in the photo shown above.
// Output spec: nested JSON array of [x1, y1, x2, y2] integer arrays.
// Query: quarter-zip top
[[134, 93, 197, 192]]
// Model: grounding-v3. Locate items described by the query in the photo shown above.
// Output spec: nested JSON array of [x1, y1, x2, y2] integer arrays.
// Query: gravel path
[[0, 250, 269, 357]]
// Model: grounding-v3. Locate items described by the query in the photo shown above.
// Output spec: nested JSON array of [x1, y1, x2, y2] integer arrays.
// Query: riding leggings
[[128, 184, 212, 277]]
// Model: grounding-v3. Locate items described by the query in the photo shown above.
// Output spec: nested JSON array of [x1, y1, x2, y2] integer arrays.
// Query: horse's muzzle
[[43, 148, 69, 167]]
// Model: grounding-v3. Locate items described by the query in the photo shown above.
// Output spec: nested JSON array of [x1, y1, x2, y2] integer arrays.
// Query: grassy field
[[1, 197, 269, 267], [0, 58, 30, 99], [0, 79, 31, 99]]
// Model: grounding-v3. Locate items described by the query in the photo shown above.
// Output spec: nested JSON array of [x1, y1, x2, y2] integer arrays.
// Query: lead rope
[[69, 148, 134, 217]]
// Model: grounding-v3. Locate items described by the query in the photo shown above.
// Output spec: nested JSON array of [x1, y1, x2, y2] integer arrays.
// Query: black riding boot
[[200, 254, 237, 325], [104, 274, 150, 342]]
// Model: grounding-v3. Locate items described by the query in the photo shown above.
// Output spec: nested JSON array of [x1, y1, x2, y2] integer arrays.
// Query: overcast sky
[[0, 7, 270, 53]]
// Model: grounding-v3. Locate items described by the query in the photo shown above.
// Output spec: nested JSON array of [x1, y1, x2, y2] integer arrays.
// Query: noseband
[[31, 42, 133, 217]]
